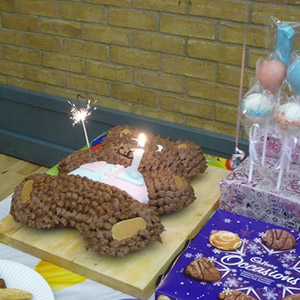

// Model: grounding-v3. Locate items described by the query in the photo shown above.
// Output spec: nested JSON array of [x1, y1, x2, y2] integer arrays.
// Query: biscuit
[[282, 294, 300, 300], [209, 230, 242, 251], [219, 290, 255, 300], [157, 296, 171, 300], [184, 257, 220, 282], [0, 278, 6, 289], [0, 288, 32, 299], [262, 229, 296, 250]]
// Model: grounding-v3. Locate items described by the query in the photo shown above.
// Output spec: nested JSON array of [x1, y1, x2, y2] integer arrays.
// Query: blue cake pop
[[274, 23, 295, 67], [287, 60, 300, 95]]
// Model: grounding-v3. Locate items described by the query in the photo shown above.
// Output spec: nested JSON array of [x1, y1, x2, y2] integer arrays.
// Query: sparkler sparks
[[69, 100, 95, 125], [68, 99, 96, 162]]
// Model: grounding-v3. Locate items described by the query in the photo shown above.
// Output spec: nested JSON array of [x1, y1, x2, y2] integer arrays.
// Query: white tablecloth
[[0, 195, 155, 300]]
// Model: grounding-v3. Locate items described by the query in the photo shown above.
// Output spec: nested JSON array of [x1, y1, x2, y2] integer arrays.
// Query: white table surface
[[0, 195, 155, 300]]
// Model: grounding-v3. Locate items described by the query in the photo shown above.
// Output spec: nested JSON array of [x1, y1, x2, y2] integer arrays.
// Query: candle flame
[[138, 133, 146, 148]]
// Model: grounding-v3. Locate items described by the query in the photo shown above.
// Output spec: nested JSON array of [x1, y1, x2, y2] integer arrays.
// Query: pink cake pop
[[257, 60, 286, 93]]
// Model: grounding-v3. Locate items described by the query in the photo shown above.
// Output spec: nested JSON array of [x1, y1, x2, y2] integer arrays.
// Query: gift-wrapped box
[[257, 133, 300, 165], [155, 209, 300, 300], [219, 156, 300, 231]]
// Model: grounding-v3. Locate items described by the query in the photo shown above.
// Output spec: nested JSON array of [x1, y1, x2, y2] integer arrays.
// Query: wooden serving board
[[0, 166, 230, 299]]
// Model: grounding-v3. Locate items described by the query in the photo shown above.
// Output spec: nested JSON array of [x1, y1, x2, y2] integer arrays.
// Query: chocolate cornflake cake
[[0, 279, 6, 289], [58, 125, 206, 215], [59, 125, 207, 180], [11, 125, 207, 256], [11, 173, 164, 257]]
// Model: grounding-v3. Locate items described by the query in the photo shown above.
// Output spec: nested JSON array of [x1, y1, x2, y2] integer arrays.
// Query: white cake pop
[[274, 102, 300, 133], [241, 93, 273, 122], [242, 93, 274, 166], [273, 101, 300, 190]]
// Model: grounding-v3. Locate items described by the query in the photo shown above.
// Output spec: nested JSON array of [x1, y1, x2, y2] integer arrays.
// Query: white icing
[[69, 162, 149, 204], [156, 145, 163, 152], [242, 93, 273, 118], [278, 102, 300, 122]]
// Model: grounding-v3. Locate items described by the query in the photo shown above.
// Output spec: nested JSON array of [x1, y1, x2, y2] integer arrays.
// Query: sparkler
[[69, 99, 96, 162]]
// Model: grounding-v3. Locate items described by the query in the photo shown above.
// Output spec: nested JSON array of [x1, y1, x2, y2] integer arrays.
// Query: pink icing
[[70, 162, 149, 204], [81, 161, 106, 172], [104, 167, 148, 204]]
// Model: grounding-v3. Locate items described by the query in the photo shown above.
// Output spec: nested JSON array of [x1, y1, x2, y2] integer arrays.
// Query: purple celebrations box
[[155, 209, 300, 300], [219, 157, 300, 231]]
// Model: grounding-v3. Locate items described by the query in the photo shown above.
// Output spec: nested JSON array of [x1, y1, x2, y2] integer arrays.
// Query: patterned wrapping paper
[[155, 209, 300, 300], [219, 156, 300, 231], [256, 134, 300, 165]]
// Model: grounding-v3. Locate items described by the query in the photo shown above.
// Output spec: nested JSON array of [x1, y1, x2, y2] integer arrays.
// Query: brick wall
[[0, 0, 299, 137]]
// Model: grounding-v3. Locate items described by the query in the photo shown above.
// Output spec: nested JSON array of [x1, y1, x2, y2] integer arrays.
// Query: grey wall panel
[[0, 84, 248, 166]]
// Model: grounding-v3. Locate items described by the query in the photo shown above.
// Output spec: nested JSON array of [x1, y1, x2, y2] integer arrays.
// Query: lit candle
[[127, 133, 146, 179]]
